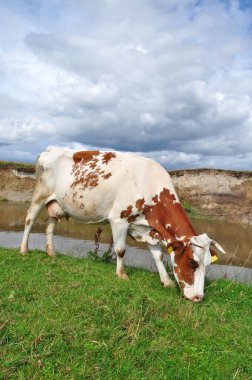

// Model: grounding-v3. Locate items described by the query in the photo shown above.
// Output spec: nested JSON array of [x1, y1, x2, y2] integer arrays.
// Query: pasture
[[0, 247, 252, 379]]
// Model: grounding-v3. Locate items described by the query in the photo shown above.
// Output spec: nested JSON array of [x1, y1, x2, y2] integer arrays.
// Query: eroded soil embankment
[[171, 169, 252, 225], [0, 167, 35, 202], [0, 165, 252, 225]]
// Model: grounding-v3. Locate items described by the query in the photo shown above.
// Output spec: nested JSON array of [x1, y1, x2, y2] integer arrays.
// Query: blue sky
[[0, 0, 252, 169]]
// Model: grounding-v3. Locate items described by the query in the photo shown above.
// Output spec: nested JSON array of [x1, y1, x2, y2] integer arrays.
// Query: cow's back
[[36, 148, 178, 223]]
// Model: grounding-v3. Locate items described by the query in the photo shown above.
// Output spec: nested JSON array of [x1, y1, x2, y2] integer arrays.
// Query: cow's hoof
[[20, 248, 28, 255], [46, 245, 56, 257], [116, 273, 129, 280], [161, 281, 175, 288]]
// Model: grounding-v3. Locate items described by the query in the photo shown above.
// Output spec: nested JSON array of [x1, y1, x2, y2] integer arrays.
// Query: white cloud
[[0, 0, 252, 169], [0, 117, 54, 144]]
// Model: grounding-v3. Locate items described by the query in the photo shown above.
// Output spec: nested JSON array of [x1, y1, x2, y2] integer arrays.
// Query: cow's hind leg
[[46, 217, 57, 256], [148, 244, 174, 287], [110, 220, 129, 280], [20, 201, 44, 254]]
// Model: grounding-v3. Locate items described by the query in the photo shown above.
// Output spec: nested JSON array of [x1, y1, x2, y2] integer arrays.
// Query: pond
[[0, 201, 251, 269]]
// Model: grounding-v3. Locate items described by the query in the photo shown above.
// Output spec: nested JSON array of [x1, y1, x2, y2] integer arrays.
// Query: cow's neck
[[143, 188, 196, 243], [163, 202, 197, 240]]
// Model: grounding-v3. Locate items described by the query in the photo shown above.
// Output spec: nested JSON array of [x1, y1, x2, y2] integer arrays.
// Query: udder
[[46, 200, 69, 220]]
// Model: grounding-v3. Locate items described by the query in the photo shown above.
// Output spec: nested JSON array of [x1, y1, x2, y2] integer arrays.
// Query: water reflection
[[0, 202, 251, 268], [193, 219, 252, 268]]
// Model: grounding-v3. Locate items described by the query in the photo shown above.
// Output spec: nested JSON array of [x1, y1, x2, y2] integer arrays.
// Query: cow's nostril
[[193, 294, 204, 302]]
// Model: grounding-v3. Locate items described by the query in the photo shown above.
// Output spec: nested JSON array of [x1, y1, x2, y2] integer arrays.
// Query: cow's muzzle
[[191, 294, 204, 302], [185, 294, 204, 302]]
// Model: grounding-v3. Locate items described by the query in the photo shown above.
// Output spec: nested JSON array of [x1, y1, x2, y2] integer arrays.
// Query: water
[[0, 202, 252, 269]]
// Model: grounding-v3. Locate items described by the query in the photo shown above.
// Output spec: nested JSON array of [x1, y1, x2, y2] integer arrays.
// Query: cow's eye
[[189, 259, 198, 269]]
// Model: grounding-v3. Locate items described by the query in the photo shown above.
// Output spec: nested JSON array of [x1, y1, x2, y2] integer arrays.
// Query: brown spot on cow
[[152, 195, 158, 203], [71, 151, 114, 192], [73, 150, 100, 164], [25, 218, 30, 226], [102, 152, 116, 165], [120, 205, 139, 223], [135, 198, 145, 212], [127, 214, 139, 223], [120, 206, 133, 219], [89, 161, 99, 170], [102, 173, 112, 180]]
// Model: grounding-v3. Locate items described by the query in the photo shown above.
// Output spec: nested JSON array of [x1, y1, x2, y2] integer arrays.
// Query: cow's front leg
[[46, 217, 57, 256], [110, 220, 129, 280], [148, 244, 174, 287]]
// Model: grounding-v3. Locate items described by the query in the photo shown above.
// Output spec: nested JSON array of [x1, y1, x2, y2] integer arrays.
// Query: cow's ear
[[167, 240, 180, 251], [171, 242, 185, 258]]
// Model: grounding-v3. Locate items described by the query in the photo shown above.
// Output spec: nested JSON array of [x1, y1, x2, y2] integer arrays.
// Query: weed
[[88, 227, 115, 262], [87, 249, 115, 262]]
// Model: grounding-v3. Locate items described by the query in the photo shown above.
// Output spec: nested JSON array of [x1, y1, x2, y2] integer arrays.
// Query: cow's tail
[[34, 154, 44, 187]]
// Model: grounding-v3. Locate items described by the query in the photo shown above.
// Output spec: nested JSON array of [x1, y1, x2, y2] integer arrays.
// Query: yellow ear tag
[[167, 246, 174, 255], [211, 255, 218, 263]]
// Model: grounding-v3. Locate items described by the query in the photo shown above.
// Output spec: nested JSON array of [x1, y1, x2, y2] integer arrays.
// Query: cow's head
[[169, 233, 225, 302]]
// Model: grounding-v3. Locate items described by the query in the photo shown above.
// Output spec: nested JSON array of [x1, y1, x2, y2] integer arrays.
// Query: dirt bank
[[0, 165, 35, 202], [1, 163, 251, 224], [171, 169, 252, 224]]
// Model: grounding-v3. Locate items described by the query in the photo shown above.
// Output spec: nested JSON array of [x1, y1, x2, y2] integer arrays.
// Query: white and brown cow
[[20, 147, 225, 302]]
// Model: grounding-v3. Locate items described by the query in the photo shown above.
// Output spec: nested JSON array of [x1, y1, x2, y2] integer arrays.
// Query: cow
[[20, 147, 225, 302]]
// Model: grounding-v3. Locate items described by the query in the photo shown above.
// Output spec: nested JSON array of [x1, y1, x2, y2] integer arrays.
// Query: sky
[[0, 0, 252, 170]]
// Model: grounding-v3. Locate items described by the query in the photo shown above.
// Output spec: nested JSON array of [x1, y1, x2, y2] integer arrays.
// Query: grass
[[0, 161, 35, 171], [182, 202, 199, 218], [0, 247, 252, 379], [171, 168, 252, 178], [182, 201, 210, 220]]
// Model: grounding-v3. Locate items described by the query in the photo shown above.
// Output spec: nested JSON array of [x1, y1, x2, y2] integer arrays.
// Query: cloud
[[0, 0, 252, 169], [0, 117, 54, 145]]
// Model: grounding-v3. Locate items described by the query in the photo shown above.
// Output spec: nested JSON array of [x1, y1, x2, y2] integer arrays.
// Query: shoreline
[[1, 232, 252, 284]]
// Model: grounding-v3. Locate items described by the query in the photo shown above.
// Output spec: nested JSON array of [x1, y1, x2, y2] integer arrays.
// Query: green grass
[[182, 201, 209, 220], [0, 248, 252, 379], [171, 168, 252, 178], [182, 202, 199, 217], [0, 161, 35, 171]]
